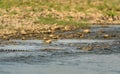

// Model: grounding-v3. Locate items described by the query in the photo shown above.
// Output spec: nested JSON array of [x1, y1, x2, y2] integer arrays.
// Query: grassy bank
[[0, 0, 120, 27], [0, 0, 120, 40]]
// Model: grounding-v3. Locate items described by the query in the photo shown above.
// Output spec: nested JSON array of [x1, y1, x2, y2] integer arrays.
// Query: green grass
[[106, 11, 117, 17], [0, 0, 119, 15], [0, 0, 119, 11], [37, 17, 90, 27], [0, 0, 19, 9], [0, 0, 119, 27], [0, 25, 5, 29]]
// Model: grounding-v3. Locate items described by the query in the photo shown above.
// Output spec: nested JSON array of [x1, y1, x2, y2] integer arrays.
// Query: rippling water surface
[[0, 25, 120, 74]]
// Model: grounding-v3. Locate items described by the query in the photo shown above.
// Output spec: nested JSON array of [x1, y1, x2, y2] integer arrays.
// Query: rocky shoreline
[[0, 3, 120, 41], [0, 24, 79, 40], [0, 24, 120, 44]]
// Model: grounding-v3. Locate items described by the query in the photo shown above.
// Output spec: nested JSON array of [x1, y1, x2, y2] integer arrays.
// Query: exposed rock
[[43, 37, 48, 40], [81, 46, 93, 51], [98, 29, 105, 34], [64, 26, 72, 31], [41, 48, 61, 51], [49, 34, 54, 38], [3, 36, 9, 40], [49, 34, 58, 39], [103, 34, 110, 39], [79, 33, 84, 38], [108, 18, 113, 22], [20, 30, 27, 35], [22, 37, 26, 40], [83, 29, 90, 33], [44, 39, 52, 44], [51, 25, 61, 31]]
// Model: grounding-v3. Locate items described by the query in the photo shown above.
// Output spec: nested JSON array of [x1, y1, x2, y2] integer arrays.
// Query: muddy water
[[0, 25, 120, 74]]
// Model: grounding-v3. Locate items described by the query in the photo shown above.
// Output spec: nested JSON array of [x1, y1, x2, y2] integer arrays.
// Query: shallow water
[[0, 25, 120, 74]]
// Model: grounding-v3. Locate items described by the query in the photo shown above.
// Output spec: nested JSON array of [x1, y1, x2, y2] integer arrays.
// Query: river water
[[0, 25, 120, 74]]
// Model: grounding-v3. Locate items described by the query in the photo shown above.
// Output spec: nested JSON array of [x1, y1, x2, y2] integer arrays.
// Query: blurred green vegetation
[[0, 0, 119, 13]]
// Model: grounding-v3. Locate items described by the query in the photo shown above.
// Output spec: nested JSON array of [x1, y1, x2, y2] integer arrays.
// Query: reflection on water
[[0, 39, 120, 74], [0, 25, 120, 74], [0, 54, 120, 74]]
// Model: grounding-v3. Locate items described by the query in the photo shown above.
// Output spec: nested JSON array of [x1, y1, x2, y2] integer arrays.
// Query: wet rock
[[3, 36, 9, 40], [22, 37, 26, 40], [83, 29, 90, 33], [41, 30, 52, 34], [98, 29, 105, 34], [49, 34, 55, 38], [103, 34, 110, 39], [111, 34, 116, 37], [44, 39, 52, 44], [43, 37, 48, 40], [79, 33, 84, 38], [81, 46, 93, 51], [49, 34, 59, 39], [41, 48, 61, 51]]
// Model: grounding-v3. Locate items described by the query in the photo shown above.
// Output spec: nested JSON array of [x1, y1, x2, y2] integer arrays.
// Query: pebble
[[21, 30, 27, 35], [64, 26, 71, 31], [79, 33, 84, 38], [103, 34, 110, 38], [22, 37, 26, 40], [44, 39, 52, 44], [83, 29, 90, 33], [3, 36, 9, 40], [81, 46, 93, 51]]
